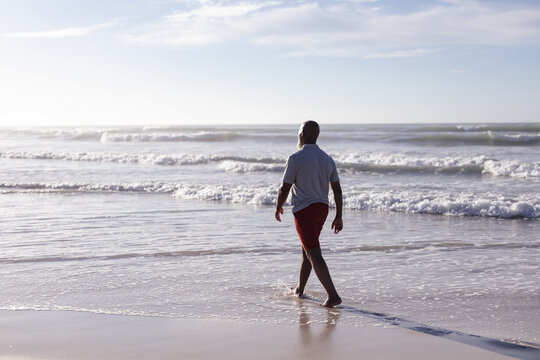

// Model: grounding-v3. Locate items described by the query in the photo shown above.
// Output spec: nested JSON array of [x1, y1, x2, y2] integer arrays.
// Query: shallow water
[[1, 124, 539, 344], [1, 192, 538, 343]]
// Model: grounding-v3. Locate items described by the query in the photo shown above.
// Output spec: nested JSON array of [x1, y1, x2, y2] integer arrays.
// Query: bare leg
[[306, 247, 342, 307], [294, 248, 312, 296]]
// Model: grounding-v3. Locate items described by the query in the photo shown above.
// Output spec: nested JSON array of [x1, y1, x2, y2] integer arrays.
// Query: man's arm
[[275, 182, 292, 222], [331, 181, 343, 234]]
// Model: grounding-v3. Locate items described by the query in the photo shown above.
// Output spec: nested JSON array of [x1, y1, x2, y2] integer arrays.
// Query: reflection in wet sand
[[296, 300, 341, 357]]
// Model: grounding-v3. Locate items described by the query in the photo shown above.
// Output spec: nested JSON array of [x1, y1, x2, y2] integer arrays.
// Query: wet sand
[[0, 310, 527, 360]]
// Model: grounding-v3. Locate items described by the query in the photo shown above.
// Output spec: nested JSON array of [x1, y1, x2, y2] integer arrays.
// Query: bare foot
[[322, 296, 342, 308], [291, 286, 304, 297]]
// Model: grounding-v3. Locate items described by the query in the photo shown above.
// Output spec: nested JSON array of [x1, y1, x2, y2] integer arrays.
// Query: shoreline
[[1, 309, 538, 360]]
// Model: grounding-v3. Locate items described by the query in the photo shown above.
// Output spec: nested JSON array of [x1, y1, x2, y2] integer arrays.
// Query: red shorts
[[294, 202, 329, 250]]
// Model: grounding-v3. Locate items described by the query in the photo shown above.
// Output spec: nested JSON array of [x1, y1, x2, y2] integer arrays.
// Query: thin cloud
[[166, 2, 273, 20], [121, 0, 540, 57], [5, 21, 118, 39], [364, 48, 445, 59]]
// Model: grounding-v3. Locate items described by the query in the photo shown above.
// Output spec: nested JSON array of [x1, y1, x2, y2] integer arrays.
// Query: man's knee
[[306, 247, 323, 263]]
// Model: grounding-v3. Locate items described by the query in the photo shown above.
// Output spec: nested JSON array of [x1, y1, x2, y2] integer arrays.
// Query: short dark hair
[[301, 120, 319, 143]]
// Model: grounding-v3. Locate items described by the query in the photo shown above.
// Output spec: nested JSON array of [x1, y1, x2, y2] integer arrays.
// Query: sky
[[0, 0, 539, 126]]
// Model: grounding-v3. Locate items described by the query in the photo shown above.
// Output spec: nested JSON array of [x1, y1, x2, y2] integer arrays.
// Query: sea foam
[[100, 131, 238, 142], [0, 151, 278, 167], [483, 159, 540, 179], [343, 188, 540, 218], [2, 151, 539, 179], [1, 181, 538, 218], [335, 153, 487, 175], [406, 131, 540, 146]]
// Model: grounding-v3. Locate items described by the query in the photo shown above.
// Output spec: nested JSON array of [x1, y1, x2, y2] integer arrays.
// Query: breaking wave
[[0, 182, 177, 194], [404, 131, 540, 146], [343, 188, 540, 219], [0, 127, 241, 142], [0, 151, 279, 167], [100, 131, 239, 142], [3, 124, 540, 147], [1, 181, 538, 218], [482, 159, 540, 179], [218, 160, 285, 173], [412, 124, 540, 133], [336, 153, 539, 179], [1, 151, 538, 179], [336, 153, 487, 176]]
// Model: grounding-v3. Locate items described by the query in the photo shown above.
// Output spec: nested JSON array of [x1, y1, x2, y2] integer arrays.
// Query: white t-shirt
[[282, 144, 340, 213]]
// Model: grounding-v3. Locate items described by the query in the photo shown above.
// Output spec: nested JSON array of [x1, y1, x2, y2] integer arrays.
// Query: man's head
[[298, 120, 320, 148]]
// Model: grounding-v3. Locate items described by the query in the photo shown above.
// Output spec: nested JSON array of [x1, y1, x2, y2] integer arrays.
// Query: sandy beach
[[2, 309, 536, 360]]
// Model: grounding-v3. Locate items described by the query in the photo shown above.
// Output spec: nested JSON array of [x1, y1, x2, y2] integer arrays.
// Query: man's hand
[[275, 207, 284, 222], [331, 217, 343, 234], [275, 183, 292, 222], [330, 181, 343, 234]]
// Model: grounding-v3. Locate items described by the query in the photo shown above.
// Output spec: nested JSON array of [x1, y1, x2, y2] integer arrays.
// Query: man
[[275, 121, 342, 308]]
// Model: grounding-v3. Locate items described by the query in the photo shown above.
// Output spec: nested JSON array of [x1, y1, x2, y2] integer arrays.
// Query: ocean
[[1, 123, 539, 344]]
